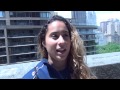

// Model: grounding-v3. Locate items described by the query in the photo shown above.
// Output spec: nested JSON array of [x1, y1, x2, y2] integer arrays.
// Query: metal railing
[[9, 46, 37, 55], [8, 39, 37, 46], [0, 42, 5, 46], [0, 51, 6, 55], [7, 30, 39, 37], [0, 31, 4, 37], [9, 53, 38, 63], [0, 57, 7, 64]]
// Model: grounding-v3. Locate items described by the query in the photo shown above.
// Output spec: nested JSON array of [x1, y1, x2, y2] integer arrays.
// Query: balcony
[[0, 46, 6, 48], [7, 32, 37, 37], [9, 46, 37, 55], [80, 35, 96, 41], [86, 46, 96, 52], [10, 20, 47, 26], [78, 31, 96, 35], [0, 40, 5, 47], [10, 53, 38, 63], [9, 52, 37, 56], [0, 37, 5, 39], [8, 37, 37, 46], [7, 29, 39, 38], [0, 50, 6, 56], [8, 36, 37, 39], [6, 25, 42, 29], [0, 31, 4, 38], [9, 12, 51, 19], [0, 57, 7, 64], [8, 44, 37, 48], [0, 54, 6, 58], [0, 20, 6, 26], [84, 41, 97, 47]]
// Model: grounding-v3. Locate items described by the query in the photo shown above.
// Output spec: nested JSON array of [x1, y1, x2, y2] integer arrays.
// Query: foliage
[[97, 42, 120, 54]]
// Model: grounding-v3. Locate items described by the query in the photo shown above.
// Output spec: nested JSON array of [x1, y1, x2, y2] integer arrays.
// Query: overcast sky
[[55, 11, 120, 26]]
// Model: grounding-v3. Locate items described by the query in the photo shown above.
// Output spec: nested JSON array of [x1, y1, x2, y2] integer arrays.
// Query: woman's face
[[43, 20, 71, 62]]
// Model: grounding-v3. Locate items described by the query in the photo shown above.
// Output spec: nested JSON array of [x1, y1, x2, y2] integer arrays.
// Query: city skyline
[[55, 11, 120, 26]]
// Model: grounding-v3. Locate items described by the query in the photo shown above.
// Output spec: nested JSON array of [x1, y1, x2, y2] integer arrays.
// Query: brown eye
[[52, 34, 58, 40], [63, 33, 69, 39]]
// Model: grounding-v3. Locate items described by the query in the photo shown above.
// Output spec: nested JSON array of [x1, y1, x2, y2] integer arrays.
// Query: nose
[[58, 35, 65, 45]]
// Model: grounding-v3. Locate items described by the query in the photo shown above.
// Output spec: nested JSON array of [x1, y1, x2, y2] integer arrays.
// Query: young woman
[[22, 15, 96, 79]]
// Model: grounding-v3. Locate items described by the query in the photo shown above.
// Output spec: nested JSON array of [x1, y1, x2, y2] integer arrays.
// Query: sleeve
[[22, 68, 35, 79]]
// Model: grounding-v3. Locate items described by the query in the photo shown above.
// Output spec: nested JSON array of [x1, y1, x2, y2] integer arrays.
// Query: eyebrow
[[52, 30, 69, 33], [51, 30, 69, 34]]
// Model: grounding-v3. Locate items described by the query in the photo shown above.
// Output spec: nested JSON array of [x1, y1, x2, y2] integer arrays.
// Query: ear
[[42, 41, 46, 48]]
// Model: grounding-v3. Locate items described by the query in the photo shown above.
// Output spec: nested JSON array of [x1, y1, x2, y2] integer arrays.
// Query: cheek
[[45, 38, 57, 50]]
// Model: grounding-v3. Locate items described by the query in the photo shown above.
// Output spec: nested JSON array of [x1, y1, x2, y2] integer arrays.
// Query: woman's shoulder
[[22, 58, 48, 79]]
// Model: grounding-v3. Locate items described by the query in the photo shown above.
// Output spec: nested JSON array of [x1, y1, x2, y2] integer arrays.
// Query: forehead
[[47, 20, 68, 32]]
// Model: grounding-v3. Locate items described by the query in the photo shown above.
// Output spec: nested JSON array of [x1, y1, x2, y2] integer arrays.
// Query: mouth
[[56, 49, 66, 55]]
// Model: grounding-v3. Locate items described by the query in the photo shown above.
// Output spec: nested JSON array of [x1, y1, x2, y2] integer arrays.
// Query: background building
[[95, 29, 107, 46], [100, 18, 120, 44], [0, 11, 99, 65], [0, 11, 54, 65], [71, 11, 98, 55]]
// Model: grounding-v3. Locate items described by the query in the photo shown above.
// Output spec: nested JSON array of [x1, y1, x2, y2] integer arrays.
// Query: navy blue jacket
[[22, 58, 71, 79]]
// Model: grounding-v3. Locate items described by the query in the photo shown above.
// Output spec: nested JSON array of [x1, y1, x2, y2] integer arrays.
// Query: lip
[[56, 49, 66, 55]]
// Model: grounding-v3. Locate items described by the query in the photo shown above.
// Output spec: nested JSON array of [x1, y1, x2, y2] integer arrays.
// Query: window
[[0, 20, 6, 25], [10, 20, 29, 25], [34, 20, 40, 25], [0, 39, 5, 46], [46, 12, 50, 18], [0, 30, 4, 37], [30, 46, 35, 51], [31, 12, 39, 17], [10, 12, 16, 17], [26, 12, 30, 17], [0, 48, 6, 55], [9, 12, 13, 16], [40, 12, 48, 18], [0, 11, 5, 17], [43, 12, 46, 18], [16, 12, 26, 17], [29, 20, 33, 25], [40, 20, 47, 25], [0, 57, 7, 64]]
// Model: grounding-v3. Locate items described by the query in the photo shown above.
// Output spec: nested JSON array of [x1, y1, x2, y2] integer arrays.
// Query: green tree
[[97, 42, 120, 54]]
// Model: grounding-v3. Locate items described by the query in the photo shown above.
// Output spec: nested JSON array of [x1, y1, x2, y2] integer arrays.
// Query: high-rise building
[[100, 19, 120, 43], [100, 21, 108, 34], [71, 11, 96, 25], [114, 20, 120, 35], [71, 11, 98, 55], [0, 11, 54, 65], [107, 21, 115, 35]]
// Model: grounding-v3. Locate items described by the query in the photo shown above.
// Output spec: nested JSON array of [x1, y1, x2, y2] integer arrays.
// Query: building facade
[[0, 11, 54, 65], [100, 19, 120, 44], [71, 11, 98, 55]]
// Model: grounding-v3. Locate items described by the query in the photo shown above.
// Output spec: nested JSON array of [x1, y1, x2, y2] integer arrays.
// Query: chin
[[56, 56, 67, 61]]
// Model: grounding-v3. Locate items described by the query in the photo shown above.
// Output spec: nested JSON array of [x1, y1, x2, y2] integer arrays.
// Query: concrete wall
[[91, 63, 120, 79], [87, 52, 120, 79], [0, 52, 120, 79]]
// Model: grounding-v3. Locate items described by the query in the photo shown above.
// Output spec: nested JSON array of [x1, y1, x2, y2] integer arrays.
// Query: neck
[[48, 56, 67, 71]]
